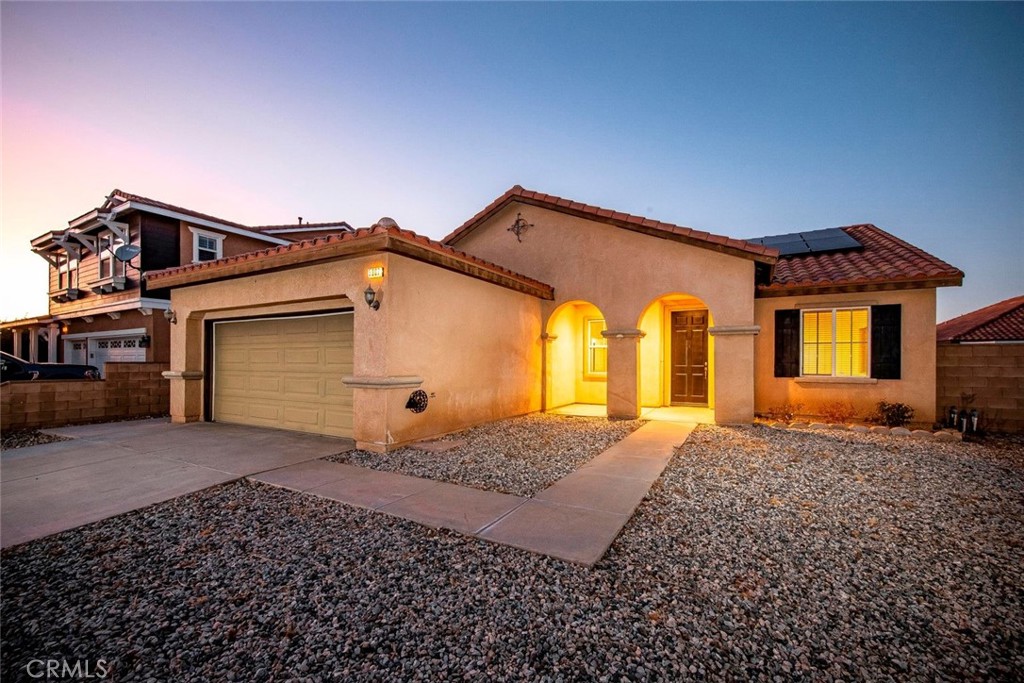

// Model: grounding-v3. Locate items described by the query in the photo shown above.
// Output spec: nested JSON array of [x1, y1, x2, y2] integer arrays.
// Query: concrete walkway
[[253, 421, 695, 565], [1, 419, 352, 548]]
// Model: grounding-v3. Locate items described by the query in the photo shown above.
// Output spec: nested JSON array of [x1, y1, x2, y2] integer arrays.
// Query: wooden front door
[[670, 310, 708, 405]]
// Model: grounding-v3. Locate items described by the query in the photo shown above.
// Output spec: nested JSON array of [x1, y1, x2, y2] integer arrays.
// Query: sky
[[1, 2, 1021, 324]]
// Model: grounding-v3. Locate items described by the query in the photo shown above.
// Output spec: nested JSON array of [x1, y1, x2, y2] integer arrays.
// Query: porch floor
[[548, 403, 715, 424]]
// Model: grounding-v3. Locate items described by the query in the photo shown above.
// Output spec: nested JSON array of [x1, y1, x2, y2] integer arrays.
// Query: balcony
[[88, 275, 127, 294], [48, 287, 82, 303]]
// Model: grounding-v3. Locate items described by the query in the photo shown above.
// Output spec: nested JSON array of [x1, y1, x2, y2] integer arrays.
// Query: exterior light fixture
[[164, 309, 177, 324], [139, 335, 151, 348], [507, 212, 533, 242], [364, 285, 381, 310]]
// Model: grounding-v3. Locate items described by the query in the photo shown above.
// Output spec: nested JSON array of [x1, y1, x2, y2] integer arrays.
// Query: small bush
[[871, 400, 915, 427], [819, 400, 856, 425], [766, 402, 803, 422]]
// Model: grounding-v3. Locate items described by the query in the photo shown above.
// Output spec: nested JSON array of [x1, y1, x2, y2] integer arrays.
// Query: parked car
[[0, 351, 100, 381]]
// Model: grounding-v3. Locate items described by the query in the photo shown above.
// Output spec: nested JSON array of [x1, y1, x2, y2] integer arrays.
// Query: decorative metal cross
[[507, 212, 534, 242]]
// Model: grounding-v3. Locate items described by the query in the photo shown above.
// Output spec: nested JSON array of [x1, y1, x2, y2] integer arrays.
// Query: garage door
[[212, 312, 354, 438]]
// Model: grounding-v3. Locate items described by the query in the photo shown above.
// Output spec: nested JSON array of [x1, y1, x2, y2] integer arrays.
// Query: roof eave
[[756, 273, 964, 298], [145, 234, 554, 300]]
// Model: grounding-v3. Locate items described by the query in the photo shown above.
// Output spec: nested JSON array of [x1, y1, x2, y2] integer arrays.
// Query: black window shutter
[[774, 309, 800, 377], [871, 304, 901, 379]]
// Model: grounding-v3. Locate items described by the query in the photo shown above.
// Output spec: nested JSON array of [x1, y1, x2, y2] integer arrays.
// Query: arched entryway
[[636, 293, 715, 421], [544, 300, 608, 414]]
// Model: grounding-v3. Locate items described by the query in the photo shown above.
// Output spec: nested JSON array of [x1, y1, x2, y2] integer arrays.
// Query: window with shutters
[[776, 306, 899, 380], [801, 308, 869, 377]]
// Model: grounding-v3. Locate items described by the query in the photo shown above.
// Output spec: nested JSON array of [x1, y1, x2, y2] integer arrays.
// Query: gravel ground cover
[[0, 429, 71, 451], [2, 425, 1021, 681], [328, 413, 646, 496]]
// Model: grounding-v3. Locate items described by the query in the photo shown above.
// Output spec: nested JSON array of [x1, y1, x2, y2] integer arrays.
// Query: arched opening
[[544, 300, 608, 415], [636, 293, 715, 422]]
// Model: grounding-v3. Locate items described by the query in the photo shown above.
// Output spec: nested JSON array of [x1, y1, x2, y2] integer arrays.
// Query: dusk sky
[[2, 2, 1021, 324]]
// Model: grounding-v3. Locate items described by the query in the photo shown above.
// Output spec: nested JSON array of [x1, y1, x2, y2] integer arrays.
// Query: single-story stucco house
[[146, 186, 963, 452]]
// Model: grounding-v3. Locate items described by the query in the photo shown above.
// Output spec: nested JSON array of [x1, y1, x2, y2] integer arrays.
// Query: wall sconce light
[[61, 323, 70, 334], [364, 285, 381, 310], [164, 309, 177, 324], [139, 335, 151, 348]]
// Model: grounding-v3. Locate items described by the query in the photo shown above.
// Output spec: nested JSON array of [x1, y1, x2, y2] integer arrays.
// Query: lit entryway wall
[[544, 300, 608, 411], [637, 294, 715, 410]]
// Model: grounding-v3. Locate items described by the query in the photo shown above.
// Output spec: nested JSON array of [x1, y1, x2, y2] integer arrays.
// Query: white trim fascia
[[62, 327, 147, 341], [127, 201, 290, 245], [262, 225, 352, 234], [52, 297, 170, 321], [68, 200, 290, 246]]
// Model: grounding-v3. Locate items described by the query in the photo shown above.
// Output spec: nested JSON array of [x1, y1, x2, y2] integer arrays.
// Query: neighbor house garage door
[[212, 312, 354, 438]]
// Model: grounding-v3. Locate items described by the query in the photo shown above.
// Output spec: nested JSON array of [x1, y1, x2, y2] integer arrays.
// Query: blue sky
[[2, 1, 1021, 322]]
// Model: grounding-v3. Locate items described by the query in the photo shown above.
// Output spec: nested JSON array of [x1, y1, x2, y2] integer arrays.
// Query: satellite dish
[[113, 244, 141, 263]]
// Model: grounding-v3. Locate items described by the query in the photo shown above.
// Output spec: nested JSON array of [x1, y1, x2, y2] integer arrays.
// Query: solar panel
[[746, 227, 861, 256]]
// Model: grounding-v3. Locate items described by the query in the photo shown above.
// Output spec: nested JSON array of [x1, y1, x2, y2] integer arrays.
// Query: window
[[584, 318, 607, 378], [57, 254, 77, 290], [802, 308, 868, 377], [96, 228, 129, 279], [190, 227, 224, 262], [776, 305, 900, 380]]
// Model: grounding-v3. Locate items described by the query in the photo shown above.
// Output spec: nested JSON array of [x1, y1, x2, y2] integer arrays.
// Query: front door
[[670, 310, 708, 405]]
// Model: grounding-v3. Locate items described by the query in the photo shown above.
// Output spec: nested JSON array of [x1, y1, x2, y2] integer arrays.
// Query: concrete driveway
[[0, 419, 353, 548]]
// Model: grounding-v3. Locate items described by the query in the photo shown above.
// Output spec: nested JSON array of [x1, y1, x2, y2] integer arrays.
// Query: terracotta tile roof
[[937, 295, 1024, 342], [443, 185, 778, 263], [759, 224, 963, 295], [145, 223, 554, 299]]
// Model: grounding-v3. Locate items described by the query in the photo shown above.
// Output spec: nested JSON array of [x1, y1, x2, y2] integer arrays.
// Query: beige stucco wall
[[451, 202, 758, 422], [754, 288, 939, 424], [165, 252, 541, 450]]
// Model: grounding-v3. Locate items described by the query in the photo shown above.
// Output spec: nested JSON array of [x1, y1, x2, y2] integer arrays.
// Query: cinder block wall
[[936, 343, 1024, 433], [1, 363, 169, 431]]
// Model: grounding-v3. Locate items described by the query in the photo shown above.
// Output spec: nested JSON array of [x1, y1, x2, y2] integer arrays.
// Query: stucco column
[[163, 313, 204, 423], [604, 328, 645, 420], [541, 332, 557, 411], [709, 325, 759, 424]]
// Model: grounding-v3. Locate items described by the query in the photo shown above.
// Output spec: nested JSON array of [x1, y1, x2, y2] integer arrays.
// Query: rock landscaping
[[329, 414, 646, 497], [2, 423, 1021, 681], [0, 428, 70, 451]]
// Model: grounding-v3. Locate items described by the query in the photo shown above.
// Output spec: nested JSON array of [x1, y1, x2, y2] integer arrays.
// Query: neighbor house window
[[57, 253, 77, 290], [584, 318, 607, 378], [190, 227, 224, 262], [97, 231, 114, 279]]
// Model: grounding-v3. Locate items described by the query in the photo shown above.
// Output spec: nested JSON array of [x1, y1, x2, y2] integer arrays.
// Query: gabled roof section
[[937, 295, 1024, 343], [758, 224, 963, 297], [97, 189, 253, 231], [145, 223, 554, 300], [444, 185, 778, 264]]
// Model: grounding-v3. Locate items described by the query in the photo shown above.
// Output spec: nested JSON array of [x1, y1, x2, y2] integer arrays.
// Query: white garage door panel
[[213, 313, 354, 438]]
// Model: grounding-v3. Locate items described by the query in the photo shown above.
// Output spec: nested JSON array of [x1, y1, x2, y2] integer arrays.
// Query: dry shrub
[[766, 402, 803, 422], [820, 400, 856, 425]]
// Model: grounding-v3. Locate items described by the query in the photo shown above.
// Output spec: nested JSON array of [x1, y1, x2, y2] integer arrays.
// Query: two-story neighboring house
[[1, 190, 351, 374]]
